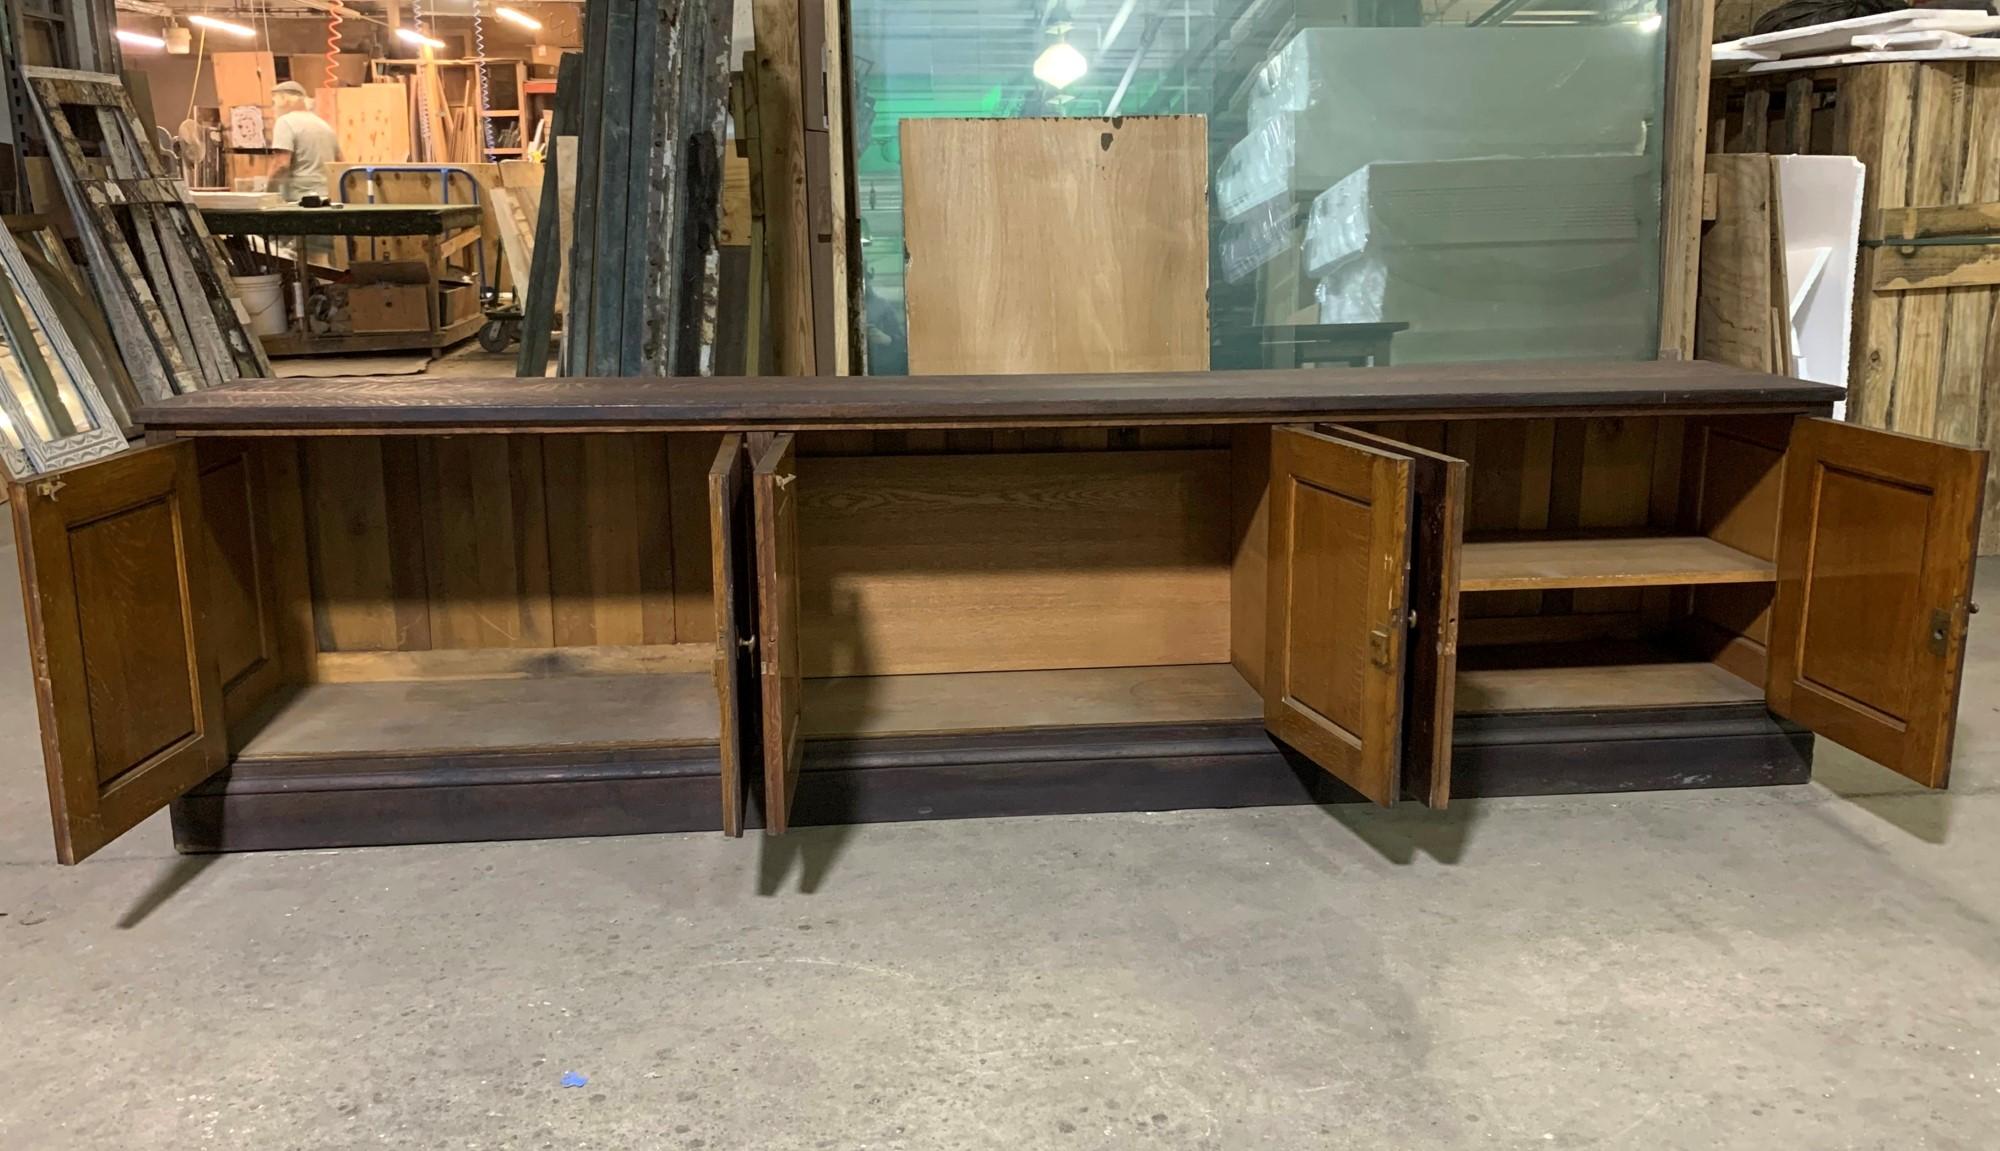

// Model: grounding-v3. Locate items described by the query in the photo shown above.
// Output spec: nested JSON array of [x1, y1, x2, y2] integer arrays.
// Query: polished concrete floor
[[1, 512, 1996, 1150]]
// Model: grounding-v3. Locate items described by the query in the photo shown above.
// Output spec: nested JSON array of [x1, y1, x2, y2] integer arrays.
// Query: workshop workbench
[[200, 203, 486, 357]]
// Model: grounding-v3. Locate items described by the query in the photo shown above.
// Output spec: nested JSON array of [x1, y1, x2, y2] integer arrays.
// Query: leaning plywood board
[[1697, 153, 1794, 374], [334, 83, 413, 164], [901, 116, 1211, 374]]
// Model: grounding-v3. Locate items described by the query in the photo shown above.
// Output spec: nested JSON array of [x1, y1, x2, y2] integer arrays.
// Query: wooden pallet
[[1712, 60, 2000, 552], [24, 67, 271, 399]]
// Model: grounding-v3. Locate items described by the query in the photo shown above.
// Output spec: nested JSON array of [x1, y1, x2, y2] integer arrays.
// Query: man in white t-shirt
[[268, 81, 339, 201]]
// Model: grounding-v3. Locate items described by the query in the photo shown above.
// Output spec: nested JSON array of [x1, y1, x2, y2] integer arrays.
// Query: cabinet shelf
[[1460, 536, 1774, 592], [1456, 660, 1763, 714], [233, 673, 721, 760]]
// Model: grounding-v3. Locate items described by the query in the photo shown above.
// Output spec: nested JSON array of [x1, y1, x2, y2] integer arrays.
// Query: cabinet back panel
[[292, 435, 718, 665], [1678, 415, 1793, 680], [794, 450, 1233, 676]]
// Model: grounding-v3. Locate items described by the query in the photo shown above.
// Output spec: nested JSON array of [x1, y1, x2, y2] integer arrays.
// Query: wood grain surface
[[794, 450, 1232, 676], [11, 442, 227, 864], [1460, 536, 1774, 591], [802, 664, 1260, 738], [902, 116, 1209, 375], [1263, 425, 1412, 806], [136, 361, 1842, 433], [1767, 418, 1987, 787]]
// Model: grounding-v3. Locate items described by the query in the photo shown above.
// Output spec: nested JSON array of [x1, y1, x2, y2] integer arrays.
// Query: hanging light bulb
[[1034, 41, 1088, 90]]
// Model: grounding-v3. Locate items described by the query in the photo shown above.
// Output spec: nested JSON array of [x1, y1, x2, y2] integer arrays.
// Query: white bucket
[[235, 274, 288, 337]]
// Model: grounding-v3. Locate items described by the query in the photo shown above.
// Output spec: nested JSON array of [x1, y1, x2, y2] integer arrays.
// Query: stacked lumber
[[554, 0, 734, 377]]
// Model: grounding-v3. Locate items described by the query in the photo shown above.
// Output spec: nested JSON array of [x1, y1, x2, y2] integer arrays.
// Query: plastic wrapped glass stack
[[1214, 23, 1668, 366]]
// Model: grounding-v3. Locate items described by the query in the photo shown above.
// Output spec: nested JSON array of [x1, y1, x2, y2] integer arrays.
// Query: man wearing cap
[[268, 81, 339, 201]]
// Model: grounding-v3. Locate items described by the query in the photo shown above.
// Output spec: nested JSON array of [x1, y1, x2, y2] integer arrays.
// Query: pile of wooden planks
[[558, 0, 734, 377], [24, 67, 269, 400], [1713, 60, 2000, 552]]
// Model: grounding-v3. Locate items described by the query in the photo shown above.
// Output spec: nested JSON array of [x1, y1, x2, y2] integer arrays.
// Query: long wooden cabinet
[[7, 363, 1987, 861]]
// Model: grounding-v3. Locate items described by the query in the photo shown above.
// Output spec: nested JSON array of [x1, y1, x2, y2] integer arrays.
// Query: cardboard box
[[349, 283, 430, 332]]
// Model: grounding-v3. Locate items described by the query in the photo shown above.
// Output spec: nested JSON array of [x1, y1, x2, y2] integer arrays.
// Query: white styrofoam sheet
[[1720, 43, 2000, 75], [1715, 10, 2000, 57], [1775, 155, 1864, 412]]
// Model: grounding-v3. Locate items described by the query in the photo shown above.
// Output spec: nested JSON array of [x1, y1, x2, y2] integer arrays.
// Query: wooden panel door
[[9, 443, 228, 863], [709, 435, 756, 837], [1262, 425, 1415, 806], [753, 434, 804, 833], [1768, 419, 1987, 787], [1318, 424, 1466, 808]]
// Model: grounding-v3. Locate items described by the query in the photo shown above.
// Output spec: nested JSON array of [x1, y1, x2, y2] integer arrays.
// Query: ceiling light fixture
[[187, 13, 257, 38], [396, 27, 447, 49], [1034, 41, 1088, 90], [495, 6, 541, 30], [115, 28, 168, 49], [1636, 11, 1663, 32]]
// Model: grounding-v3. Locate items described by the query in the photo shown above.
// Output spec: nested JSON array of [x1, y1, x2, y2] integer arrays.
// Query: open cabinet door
[[753, 434, 804, 833], [10, 443, 228, 863], [1768, 419, 1986, 788], [1318, 424, 1466, 808], [709, 435, 756, 837], [1263, 425, 1415, 806]]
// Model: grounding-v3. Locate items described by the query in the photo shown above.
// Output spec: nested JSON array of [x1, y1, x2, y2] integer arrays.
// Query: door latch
[[1929, 608, 1952, 656], [1369, 628, 1392, 668]]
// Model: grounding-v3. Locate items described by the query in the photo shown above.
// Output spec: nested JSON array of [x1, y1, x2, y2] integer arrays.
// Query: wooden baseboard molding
[[172, 706, 1814, 853]]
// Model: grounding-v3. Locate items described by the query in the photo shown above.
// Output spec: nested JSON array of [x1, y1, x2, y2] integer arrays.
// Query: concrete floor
[[1, 517, 1996, 1151]]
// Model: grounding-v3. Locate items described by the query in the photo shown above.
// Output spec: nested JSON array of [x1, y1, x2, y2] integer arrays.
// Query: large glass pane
[[848, 0, 1669, 373]]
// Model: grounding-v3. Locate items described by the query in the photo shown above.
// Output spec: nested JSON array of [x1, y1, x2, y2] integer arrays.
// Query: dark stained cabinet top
[[137, 361, 1844, 434]]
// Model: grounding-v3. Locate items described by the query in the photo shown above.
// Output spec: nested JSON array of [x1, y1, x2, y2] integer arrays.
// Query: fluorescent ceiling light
[[1033, 41, 1087, 90], [496, 6, 542, 30], [396, 27, 447, 49], [1636, 11, 1663, 32], [187, 13, 256, 38], [116, 28, 167, 49]]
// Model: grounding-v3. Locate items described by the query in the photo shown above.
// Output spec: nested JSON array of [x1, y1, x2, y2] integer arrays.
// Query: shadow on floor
[[117, 854, 219, 929]]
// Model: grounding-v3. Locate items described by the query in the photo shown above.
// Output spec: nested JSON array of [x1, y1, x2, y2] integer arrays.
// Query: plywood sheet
[[334, 82, 413, 164], [211, 51, 277, 110], [901, 116, 1210, 374], [796, 450, 1232, 676]]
